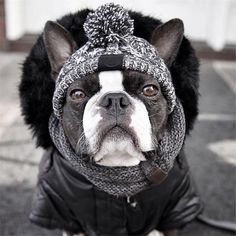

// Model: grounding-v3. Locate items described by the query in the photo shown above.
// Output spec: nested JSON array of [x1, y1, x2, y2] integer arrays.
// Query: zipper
[[126, 196, 138, 208]]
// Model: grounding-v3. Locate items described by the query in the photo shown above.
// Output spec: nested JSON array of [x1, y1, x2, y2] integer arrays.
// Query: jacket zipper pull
[[127, 196, 137, 208]]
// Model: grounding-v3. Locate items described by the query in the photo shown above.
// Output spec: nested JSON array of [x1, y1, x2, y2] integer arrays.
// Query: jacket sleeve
[[158, 157, 203, 231], [29, 148, 83, 234]]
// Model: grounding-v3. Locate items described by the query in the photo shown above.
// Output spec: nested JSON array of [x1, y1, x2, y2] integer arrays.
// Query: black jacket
[[30, 148, 203, 236]]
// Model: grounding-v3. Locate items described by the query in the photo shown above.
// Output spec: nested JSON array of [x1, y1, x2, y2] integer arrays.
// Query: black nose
[[99, 92, 131, 114]]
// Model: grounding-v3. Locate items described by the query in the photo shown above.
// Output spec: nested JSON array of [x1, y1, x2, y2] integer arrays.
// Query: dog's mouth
[[103, 125, 132, 140], [98, 124, 139, 148], [93, 125, 146, 166]]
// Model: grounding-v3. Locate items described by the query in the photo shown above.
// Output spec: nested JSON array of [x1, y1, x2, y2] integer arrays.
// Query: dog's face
[[62, 70, 168, 166], [44, 18, 184, 166]]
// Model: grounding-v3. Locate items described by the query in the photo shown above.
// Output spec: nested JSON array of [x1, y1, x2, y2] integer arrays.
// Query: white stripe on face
[[99, 70, 124, 92]]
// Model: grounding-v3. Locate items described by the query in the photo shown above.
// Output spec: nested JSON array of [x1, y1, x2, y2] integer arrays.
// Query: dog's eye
[[70, 89, 86, 101], [142, 85, 159, 97]]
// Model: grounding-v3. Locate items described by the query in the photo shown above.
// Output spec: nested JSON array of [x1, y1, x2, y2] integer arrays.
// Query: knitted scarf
[[49, 99, 185, 197]]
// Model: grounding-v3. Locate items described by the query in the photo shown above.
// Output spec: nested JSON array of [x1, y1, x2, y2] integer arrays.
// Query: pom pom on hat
[[84, 3, 134, 46]]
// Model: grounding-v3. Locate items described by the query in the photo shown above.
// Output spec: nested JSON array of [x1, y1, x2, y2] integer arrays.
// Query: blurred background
[[0, 0, 235, 236]]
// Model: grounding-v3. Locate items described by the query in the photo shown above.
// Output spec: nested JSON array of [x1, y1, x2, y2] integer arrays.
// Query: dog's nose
[[99, 92, 131, 114]]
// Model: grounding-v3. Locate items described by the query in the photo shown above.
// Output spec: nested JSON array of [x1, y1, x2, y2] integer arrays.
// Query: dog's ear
[[43, 21, 77, 79], [150, 19, 184, 67]]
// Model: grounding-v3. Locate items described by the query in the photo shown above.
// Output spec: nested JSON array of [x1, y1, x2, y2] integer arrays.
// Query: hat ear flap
[[43, 21, 77, 80], [150, 19, 184, 67]]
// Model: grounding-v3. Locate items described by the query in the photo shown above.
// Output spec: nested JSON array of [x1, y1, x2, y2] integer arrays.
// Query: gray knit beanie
[[53, 3, 176, 119]]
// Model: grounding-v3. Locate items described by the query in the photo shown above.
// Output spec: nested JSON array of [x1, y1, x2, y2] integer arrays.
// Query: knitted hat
[[53, 3, 176, 119]]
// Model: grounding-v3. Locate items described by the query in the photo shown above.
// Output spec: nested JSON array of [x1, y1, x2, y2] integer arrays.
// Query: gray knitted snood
[[48, 3, 186, 197]]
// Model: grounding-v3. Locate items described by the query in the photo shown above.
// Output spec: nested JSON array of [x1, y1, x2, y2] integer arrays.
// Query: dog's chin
[[93, 126, 146, 167]]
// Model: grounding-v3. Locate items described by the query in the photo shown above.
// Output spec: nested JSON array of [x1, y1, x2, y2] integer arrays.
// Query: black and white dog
[[20, 6, 201, 236]]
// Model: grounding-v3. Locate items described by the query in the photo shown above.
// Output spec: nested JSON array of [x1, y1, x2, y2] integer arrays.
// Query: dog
[[20, 4, 202, 236]]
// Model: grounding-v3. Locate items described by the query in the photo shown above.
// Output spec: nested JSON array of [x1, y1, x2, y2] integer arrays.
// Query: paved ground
[[0, 52, 235, 236]]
